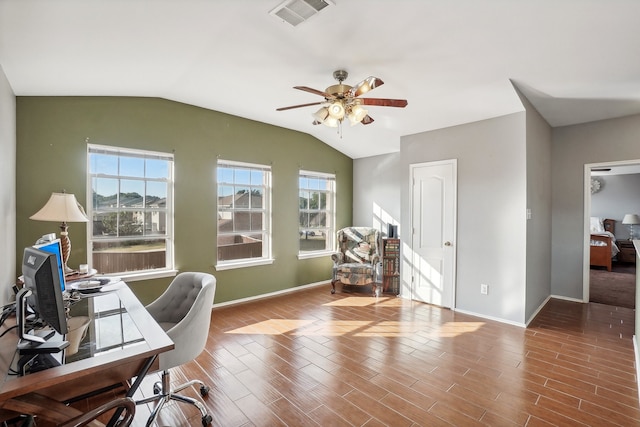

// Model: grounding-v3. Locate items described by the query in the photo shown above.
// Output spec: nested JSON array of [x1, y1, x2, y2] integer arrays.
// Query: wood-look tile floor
[[82, 285, 640, 426]]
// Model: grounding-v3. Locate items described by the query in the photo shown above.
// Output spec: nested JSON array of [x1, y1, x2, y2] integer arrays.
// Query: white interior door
[[411, 160, 456, 308]]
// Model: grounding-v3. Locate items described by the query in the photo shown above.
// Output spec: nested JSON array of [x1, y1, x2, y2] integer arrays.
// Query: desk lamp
[[30, 192, 89, 274], [622, 213, 640, 240]]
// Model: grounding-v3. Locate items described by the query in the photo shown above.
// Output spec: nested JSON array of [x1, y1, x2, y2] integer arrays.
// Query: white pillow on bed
[[590, 217, 605, 233]]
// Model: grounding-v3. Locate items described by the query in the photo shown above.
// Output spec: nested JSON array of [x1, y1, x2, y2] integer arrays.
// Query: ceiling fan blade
[[276, 101, 324, 111], [361, 98, 408, 108], [361, 115, 375, 125], [294, 86, 332, 98], [349, 76, 384, 98]]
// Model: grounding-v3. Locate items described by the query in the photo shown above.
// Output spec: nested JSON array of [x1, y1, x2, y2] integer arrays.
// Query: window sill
[[215, 258, 274, 271], [298, 250, 334, 260], [115, 269, 178, 282]]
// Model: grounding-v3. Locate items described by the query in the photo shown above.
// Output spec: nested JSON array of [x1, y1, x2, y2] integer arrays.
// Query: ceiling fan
[[276, 70, 408, 128]]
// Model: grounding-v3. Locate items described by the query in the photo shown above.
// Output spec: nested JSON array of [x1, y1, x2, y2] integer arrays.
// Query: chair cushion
[[336, 263, 374, 285], [339, 227, 379, 263], [158, 322, 177, 332]]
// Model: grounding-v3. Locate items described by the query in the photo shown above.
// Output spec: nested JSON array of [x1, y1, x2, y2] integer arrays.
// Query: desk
[[0, 282, 173, 425]]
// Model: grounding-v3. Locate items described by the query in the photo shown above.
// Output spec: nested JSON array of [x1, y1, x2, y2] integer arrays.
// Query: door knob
[[444, 241, 452, 246]]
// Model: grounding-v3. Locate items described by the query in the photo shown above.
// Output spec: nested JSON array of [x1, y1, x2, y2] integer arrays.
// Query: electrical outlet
[[480, 284, 488, 295]]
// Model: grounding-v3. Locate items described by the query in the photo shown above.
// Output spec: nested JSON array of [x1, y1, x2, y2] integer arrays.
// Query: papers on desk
[[67, 276, 122, 293]]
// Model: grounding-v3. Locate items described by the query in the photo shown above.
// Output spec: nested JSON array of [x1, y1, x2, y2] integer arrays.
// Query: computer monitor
[[21, 246, 68, 339], [33, 239, 66, 292]]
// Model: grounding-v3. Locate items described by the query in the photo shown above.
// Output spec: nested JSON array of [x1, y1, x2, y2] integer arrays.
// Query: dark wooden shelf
[[381, 238, 400, 295]]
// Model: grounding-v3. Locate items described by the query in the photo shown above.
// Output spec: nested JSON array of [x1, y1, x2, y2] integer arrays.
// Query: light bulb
[[328, 102, 345, 119], [348, 104, 368, 125]]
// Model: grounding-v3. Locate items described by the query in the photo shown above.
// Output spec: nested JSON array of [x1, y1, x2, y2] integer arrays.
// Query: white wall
[[353, 152, 401, 234], [400, 112, 528, 324], [552, 114, 640, 299], [591, 173, 640, 240], [520, 90, 553, 321], [0, 65, 16, 306]]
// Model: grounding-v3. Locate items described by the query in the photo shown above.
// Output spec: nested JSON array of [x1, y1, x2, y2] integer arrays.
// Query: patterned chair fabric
[[331, 227, 380, 294]]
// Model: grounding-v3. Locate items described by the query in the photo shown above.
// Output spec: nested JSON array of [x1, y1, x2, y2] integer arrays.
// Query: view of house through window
[[87, 145, 174, 275], [299, 171, 335, 253], [217, 160, 271, 265]]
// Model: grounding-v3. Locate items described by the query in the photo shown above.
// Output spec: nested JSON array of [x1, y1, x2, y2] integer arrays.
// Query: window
[[216, 160, 271, 268], [299, 170, 335, 255], [87, 144, 174, 278]]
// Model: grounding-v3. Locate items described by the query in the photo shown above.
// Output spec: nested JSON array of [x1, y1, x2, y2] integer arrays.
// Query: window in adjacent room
[[299, 170, 335, 257], [87, 144, 174, 279], [216, 160, 272, 269]]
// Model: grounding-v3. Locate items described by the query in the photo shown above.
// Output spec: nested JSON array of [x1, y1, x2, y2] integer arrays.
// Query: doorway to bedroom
[[585, 161, 640, 309]]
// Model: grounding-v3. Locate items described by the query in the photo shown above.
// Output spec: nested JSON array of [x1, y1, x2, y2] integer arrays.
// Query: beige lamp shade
[[30, 192, 88, 274], [30, 192, 89, 223], [622, 214, 640, 225]]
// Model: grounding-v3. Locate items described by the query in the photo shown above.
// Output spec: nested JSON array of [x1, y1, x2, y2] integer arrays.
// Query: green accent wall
[[16, 97, 353, 304]]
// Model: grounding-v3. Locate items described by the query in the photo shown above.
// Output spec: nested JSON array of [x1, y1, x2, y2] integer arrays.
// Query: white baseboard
[[550, 294, 584, 304], [525, 295, 552, 326], [453, 308, 526, 328], [634, 335, 640, 406], [212, 280, 328, 309]]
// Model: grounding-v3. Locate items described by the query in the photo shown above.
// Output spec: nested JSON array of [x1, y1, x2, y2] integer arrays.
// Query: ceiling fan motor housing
[[326, 84, 352, 98]]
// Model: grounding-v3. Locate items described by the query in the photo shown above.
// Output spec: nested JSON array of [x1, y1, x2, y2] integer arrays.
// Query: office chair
[[60, 397, 136, 427], [136, 272, 217, 427]]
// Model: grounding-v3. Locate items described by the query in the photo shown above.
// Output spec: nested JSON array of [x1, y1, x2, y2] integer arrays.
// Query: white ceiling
[[2, 0, 640, 159]]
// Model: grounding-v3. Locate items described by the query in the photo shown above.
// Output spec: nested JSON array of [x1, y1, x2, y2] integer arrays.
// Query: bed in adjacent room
[[590, 217, 619, 272]]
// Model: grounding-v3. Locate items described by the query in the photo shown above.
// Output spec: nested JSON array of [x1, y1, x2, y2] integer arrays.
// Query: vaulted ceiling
[[2, 0, 640, 159]]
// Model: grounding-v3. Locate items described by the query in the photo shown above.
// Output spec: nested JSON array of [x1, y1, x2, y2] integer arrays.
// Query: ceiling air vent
[[270, 0, 333, 27]]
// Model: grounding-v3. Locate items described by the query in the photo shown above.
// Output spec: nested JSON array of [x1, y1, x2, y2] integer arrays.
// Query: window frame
[[86, 144, 176, 281], [298, 169, 336, 259], [215, 159, 273, 271]]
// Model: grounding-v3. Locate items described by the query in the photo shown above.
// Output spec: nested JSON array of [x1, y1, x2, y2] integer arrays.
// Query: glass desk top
[[11, 289, 146, 376], [0, 283, 173, 424]]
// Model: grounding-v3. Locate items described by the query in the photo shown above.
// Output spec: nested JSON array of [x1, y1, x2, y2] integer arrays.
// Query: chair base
[[331, 280, 379, 296], [136, 370, 212, 427]]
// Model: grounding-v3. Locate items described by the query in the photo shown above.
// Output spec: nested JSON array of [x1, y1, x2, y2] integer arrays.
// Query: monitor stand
[[16, 287, 69, 354], [17, 335, 69, 354]]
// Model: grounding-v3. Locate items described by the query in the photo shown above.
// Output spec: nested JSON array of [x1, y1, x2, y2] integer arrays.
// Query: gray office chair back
[[145, 272, 216, 371]]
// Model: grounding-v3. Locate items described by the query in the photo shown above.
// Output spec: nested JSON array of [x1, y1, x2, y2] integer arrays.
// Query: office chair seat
[[136, 272, 216, 427]]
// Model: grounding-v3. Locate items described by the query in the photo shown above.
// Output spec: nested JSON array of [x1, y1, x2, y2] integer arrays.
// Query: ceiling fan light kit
[[328, 102, 345, 119], [277, 69, 408, 133]]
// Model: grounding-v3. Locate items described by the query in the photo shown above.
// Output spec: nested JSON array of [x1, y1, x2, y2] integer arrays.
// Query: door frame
[[409, 159, 457, 308], [583, 159, 640, 302]]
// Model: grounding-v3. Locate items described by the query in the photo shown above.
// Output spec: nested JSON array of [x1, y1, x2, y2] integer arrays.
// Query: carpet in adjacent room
[[590, 262, 636, 309]]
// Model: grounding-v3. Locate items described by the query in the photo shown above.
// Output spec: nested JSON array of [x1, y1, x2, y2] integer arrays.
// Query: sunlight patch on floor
[[293, 320, 373, 336], [225, 318, 485, 338], [323, 296, 387, 307], [226, 319, 315, 335], [423, 321, 485, 338]]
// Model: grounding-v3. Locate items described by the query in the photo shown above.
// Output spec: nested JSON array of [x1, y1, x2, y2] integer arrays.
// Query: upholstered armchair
[[331, 227, 381, 295]]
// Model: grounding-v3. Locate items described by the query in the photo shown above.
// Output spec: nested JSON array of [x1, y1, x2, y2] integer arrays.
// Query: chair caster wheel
[[153, 383, 161, 394], [202, 414, 213, 426], [331, 289, 335, 294], [200, 384, 210, 396]]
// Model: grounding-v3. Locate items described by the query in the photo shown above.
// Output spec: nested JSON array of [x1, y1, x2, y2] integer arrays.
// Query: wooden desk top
[[0, 282, 173, 405]]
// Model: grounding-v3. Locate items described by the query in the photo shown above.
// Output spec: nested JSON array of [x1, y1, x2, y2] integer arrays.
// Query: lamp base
[[59, 222, 75, 275]]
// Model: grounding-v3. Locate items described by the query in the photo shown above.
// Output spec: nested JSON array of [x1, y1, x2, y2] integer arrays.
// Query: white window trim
[[215, 258, 274, 271], [87, 143, 175, 276], [216, 159, 272, 268], [298, 169, 336, 255], [297, 250, 335, 260]]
